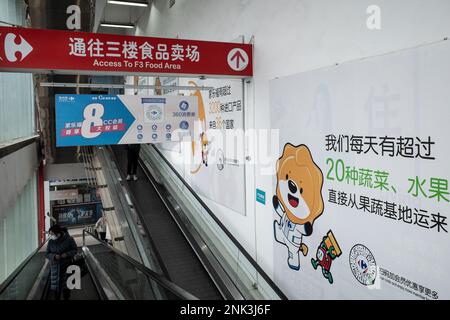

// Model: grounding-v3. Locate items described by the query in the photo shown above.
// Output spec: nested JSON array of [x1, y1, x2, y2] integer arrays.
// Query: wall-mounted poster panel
[[52, 202, 102, 227], [174, 78, 246, 215], [56, 94, 197, 147], [156, 77, 182, 153], [270, 40, 450, 299]]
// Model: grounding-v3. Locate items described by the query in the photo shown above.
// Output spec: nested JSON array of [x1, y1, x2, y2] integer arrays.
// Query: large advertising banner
[[52, 202, 102, 227], [56, 94, 197, 147], [175, 78, 246, 215], [269, 40, 450, 299]]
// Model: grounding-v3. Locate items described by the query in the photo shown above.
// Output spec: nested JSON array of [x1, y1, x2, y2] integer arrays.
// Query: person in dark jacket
[[126, 144, 141, 181], [45, 224, 78, 300]]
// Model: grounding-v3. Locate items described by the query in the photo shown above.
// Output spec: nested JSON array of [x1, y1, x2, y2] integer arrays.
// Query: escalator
[[80, 230, 197, 300], [0, 144, 287, 300], [109, 144, 287, 300], [111, 145, 223, 300], [0, 239, 103, 300], [0, 231, 198, 300], [44, 258, 101, 300]]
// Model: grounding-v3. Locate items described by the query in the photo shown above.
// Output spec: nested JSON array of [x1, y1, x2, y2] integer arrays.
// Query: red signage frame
[[0, 27, 253, 78]]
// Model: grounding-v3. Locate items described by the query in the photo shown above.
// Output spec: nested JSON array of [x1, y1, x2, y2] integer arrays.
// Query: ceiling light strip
[[107, 0, 149, 7], [100, 22, 135, 29]]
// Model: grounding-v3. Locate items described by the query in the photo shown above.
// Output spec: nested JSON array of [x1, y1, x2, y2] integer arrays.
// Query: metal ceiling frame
[[40, 82, 214, 91]]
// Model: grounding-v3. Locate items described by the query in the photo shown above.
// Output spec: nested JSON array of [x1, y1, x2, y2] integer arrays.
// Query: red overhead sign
[[0, 27, 253, 78]]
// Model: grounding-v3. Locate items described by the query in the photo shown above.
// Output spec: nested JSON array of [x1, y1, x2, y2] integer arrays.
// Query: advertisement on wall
[[52, 202, 102, 227], [269, 40, 449, 299], [156, 76, 182, 153], [172, 78, 246, 215], [56, 94, 198, 147]]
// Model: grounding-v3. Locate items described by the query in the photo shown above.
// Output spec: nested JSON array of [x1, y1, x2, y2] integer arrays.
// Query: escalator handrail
[[150, 144, 288, 300], [82, 229, 199, 300], [0, 238, 48, 296]]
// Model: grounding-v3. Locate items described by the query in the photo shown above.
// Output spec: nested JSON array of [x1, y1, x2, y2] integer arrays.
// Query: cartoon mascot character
[[311, 230, 341, 284], [273, 144, 324, 270], [200, 132, 208, 166]]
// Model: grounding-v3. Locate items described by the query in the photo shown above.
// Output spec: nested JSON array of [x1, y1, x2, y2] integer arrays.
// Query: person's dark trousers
[[99, 232, 106, 241], [127, 149, 139, 175], [58, 262, 71, 300], [52, 288, 70, 300], [62, 288, 71, 300], [53, 290, 61, 300]]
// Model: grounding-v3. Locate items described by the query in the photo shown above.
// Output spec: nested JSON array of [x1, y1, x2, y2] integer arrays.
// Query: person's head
[[48, 224, 65, 240]]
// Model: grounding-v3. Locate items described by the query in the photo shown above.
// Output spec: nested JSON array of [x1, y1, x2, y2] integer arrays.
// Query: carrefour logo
[[349, 244, 377, 286], [3, 33, 33, 62], [358, 259, 368, 272], [179, 100, 189, 111], [58, 95, 76, 103]]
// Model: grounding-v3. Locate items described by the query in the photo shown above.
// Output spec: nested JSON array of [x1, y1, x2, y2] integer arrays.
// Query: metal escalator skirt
[[82, 233, 199, 300]]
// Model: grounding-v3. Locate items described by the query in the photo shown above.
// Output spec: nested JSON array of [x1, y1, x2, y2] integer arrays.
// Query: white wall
[[133, 0, 450, 285], [0, 0, 39, 283]]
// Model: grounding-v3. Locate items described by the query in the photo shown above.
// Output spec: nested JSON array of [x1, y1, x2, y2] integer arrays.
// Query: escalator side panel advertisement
[[269, 40, 450, 299], [55, 94, 197, 146]]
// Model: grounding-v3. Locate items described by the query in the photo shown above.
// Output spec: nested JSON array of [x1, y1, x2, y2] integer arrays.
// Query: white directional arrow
[[4, 33, 33, 62], [227, 48, 249, 72]]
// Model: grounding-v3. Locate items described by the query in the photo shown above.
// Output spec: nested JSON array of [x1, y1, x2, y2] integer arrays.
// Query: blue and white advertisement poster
[[56, 94, 198, 147], [52, 202, 102, 227]]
